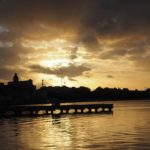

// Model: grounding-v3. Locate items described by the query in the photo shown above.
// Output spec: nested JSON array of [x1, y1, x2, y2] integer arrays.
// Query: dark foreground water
[[0, 100, 150, 150]]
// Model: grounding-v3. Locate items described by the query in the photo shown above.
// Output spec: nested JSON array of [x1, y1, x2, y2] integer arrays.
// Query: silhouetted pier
[[0, 103, 113, 117]]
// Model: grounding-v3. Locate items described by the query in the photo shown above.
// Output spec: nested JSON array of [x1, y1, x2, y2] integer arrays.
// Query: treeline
[[1, 85, 150, 105], [37, 86, 150, 103]]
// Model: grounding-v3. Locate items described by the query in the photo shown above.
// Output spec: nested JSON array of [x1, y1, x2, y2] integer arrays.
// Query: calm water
[[0, 100, 150, 150]]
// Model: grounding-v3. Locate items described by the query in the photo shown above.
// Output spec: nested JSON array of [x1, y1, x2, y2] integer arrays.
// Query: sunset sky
[[0, 0, 150, 90]]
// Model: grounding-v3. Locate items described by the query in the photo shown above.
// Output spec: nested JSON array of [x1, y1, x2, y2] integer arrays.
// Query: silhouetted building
[[0, 73, 37, 105], [8, 73, 36, 90]]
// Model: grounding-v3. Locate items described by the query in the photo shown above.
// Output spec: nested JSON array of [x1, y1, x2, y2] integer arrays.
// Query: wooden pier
[[0, 103, 113, 117]]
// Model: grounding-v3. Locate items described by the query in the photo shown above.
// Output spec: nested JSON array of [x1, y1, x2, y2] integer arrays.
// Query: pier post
[[66, 109, 69, 114], [51, 110, 54, 115], [75, 109, 78, 113], [46, 110, 49, 115], [102, 107, 105, 112], [108, 107, 112, 112], [88, 108, 92, 113], [95, 108, 98, 113], [61, 109, 63, 114]]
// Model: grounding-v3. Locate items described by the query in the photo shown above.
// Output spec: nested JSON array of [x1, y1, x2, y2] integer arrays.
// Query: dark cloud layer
[[1, 0, 150, 40], [30, 64, 91, 78], [1, 0, 150, 85]]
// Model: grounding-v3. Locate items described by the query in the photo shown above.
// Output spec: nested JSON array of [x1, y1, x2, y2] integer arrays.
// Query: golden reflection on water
[[17, 117, 72, 149], [0, 100, 150, 150]]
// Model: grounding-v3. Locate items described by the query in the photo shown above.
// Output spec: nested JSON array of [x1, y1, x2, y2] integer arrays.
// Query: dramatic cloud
[[29, 64, 91, 78], [0, 0, 150, 89]]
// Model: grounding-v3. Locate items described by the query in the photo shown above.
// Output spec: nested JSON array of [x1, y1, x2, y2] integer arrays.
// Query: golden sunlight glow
[[22, 39, 70, 50], [22, 40, 50, 49], [40, 59, 71, 68]]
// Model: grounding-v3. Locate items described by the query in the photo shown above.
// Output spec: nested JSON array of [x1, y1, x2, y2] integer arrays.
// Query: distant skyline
[[0, 0, 150, 90]]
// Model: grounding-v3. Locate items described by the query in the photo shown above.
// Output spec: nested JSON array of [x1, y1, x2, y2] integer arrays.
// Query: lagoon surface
[[0, 100, 150, 150]]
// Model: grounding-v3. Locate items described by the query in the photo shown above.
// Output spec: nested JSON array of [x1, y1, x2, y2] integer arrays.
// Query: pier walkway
[[0, 103, 113, 117]]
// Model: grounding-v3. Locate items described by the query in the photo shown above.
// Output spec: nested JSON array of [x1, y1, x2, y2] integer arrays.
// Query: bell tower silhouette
[[13, 73, 19, 83]]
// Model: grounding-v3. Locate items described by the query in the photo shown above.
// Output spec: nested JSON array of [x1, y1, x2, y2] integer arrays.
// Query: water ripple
[[0, 100, 150, 149]]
